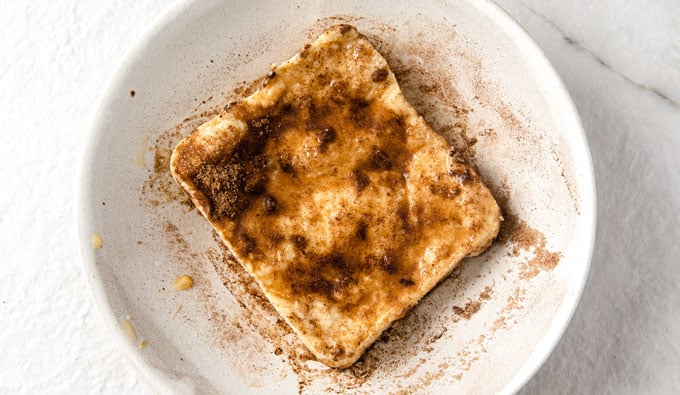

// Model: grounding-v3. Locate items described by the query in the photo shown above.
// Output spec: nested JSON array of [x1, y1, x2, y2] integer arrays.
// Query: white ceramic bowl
[[79, 0, 595, 393]]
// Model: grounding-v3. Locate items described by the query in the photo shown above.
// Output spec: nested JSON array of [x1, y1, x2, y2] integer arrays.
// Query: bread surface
[[171, 24, 501, 367]]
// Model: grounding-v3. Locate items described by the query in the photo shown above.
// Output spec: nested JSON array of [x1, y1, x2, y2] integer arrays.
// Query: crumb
[[120, 317, 137, 342], [173, 275, 194, 291], [91, 233, 103, 250], [170, 304, 183, 319]]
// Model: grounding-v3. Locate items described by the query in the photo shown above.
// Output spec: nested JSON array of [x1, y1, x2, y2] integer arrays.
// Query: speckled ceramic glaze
[[79, 0, 595, 393]]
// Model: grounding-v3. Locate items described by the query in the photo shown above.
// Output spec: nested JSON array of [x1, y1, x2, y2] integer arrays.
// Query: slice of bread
[[171, 24, 501, 368]]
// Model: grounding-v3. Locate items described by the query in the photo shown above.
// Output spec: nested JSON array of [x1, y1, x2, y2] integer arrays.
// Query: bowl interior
[[80, 0, 595, 393]]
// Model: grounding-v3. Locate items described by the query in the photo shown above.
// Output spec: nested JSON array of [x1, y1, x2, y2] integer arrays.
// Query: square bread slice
[[171, 24, 501, 368]]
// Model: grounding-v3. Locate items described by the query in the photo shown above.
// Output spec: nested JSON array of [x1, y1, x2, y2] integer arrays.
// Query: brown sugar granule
[[243, 177, 266, 195], [317, 127, 336, 145], [291, 235, 307, 251], [453, 301, 481, 319], [520, 249, 561, 279], [371, 67, 388, 82], [238, 231, 257, 254], [479, 286, 492, 300], [223, 101, 237, 112], [353, 169, 370, 191], [194, 163, 247, 220], [191, 122, 270, 220], [317, 129, 335, 153], [508, 216, 537, 251], [263, 194, 278, 214], [339, 24, 352, 34], [399, 278, 415, 287], [503, 213, 563, 279], [355, 221, 368, 241], [370, 148, 392, 170]]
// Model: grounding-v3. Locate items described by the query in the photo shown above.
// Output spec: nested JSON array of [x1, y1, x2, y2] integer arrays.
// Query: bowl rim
[[77, 0, 596, 393], [77, 1, 203, 392], [468, 1, 596, 393]]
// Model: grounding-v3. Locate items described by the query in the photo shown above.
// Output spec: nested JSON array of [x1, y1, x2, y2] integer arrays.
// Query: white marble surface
[[1, 0, 678, 393]]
